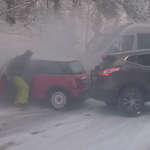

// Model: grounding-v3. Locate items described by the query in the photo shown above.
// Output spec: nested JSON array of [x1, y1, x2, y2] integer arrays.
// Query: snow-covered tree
[[1, 0, 150, 51]]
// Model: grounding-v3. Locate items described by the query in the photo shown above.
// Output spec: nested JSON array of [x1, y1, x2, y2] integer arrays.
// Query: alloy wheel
[[124, 93, 141, 111], [51, 92, 67, 108]]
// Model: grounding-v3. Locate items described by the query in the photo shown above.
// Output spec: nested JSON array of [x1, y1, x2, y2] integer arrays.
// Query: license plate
[[92, 76, 97, 81], [81, 78, 89, 84]]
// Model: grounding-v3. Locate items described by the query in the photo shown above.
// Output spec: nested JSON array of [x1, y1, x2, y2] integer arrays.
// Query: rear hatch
[[90, 55, 120, 84], [67, 61, 89, 89]]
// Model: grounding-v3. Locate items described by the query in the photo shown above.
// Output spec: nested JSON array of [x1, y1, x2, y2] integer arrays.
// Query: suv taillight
[[99, 67, 121, 76], [71, 78, 77, 88]]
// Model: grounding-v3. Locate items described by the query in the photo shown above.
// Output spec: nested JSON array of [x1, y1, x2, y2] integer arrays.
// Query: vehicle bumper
[[72, 89, 89, 101], [90, 86, 118, 102]]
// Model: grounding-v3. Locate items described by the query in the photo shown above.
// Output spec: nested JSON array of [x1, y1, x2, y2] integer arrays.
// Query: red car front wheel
[[49, 90, 69, 110]]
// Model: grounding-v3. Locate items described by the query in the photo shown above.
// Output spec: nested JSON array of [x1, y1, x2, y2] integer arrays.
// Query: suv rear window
[[67, 61, 85, 75], [100, 55, 119, 68]]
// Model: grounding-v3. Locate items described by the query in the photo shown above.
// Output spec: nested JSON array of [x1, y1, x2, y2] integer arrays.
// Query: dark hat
[[24, 50, 33, 55], [23, 50, 33, 59]]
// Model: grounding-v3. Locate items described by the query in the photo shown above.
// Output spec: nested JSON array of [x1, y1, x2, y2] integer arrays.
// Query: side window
[[126, 56, 136, 63], [35, 61, 63, 75], [137, 54, 150, 66], [0, 60, 11, 74], [138, 34, 150, 49], [113, 35, 134, 52]]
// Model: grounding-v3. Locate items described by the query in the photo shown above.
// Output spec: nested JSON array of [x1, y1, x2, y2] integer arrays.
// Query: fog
[[0, 18, 81, 63], [0, 12, 112, 74]]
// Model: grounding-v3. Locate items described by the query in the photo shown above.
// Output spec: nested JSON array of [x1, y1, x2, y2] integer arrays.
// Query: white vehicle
[[80, 23, 150, 73]]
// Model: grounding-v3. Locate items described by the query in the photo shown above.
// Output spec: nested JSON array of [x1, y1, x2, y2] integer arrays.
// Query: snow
[[1, 101, 150, 150]]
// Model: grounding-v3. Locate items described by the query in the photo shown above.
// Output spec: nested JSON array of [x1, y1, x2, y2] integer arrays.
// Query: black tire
[[48, 89, 69, 110], [104, 102, 117, 106], [118, 88, 145, 116]]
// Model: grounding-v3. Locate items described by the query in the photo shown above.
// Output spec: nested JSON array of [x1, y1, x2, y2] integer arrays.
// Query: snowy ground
[[1, 99, 150, 150]]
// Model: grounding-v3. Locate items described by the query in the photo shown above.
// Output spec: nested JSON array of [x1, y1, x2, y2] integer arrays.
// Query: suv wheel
[[118, 88, 145, 116], [49, 90, 69, 110]]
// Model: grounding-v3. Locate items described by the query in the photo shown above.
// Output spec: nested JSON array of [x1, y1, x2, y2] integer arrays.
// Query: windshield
[[88, 25, 130, 53], [88, 34, 116, 52], [97, 35, 115, 51], [68, 61, 85, 74]]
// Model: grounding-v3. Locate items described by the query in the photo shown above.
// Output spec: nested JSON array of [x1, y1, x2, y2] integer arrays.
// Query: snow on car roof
[[32, 55, 78, 62]]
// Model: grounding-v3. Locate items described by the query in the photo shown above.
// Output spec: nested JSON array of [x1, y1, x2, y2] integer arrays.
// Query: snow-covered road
[[1, 99, 150, 150]]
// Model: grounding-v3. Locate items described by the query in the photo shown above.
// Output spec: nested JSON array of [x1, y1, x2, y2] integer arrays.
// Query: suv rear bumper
[[90, 86, 118, 102]]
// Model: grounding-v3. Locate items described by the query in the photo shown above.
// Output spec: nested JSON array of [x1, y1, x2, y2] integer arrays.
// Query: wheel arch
[[118, 82, 148, 101], [45, 85, 73, 100]]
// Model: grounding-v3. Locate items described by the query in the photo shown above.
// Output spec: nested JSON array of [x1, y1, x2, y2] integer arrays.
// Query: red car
[[0, 57, 89, 110]]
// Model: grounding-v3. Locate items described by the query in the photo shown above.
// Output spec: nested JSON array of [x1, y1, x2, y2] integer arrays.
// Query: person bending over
[[8, 50, 33, 106]]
